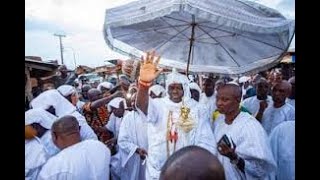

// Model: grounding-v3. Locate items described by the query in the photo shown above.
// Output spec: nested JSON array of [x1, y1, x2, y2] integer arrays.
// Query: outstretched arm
[[136, 51, 163, 115]]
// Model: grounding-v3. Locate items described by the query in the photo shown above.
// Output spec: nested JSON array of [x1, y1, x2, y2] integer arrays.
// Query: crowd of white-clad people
[[25, 52, 295, 180]]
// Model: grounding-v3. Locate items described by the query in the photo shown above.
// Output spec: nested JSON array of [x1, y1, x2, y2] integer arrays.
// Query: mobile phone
[[218, 134, 231, 148]]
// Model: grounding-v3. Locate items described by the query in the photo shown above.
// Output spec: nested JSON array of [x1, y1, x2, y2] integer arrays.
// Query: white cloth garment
[[200, 92, 217, 115], [30, 89, 97, 140], [241, 95, 273, 116], [25, 138, 49, 180], [213, 112, 276, 180], [149, 84, 166, 97], [144, 71, 217, 180], [269, 121, 295, 180], [286, 98, 295, 107], [37, 140, 111, 180], [118, 110, 148, 180], [261, 103, 295, 135]]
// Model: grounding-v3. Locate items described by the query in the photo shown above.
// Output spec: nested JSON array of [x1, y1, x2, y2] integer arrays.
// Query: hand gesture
[[259, 100, 268, 111], [139, 51, 163, 83], [136, 148, 148, 160], [217, 138, 238, 160]]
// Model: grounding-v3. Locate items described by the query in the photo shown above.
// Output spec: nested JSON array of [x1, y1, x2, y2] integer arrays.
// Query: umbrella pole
[[186, 15, 196, 77]]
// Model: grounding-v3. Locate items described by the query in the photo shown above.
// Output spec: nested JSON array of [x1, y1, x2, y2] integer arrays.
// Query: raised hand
[[139, 51, 163, 83]]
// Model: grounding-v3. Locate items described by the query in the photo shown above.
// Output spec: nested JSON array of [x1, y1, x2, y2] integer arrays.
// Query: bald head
[[52, 115, 80, 149], [272, 80, 292, 107], [160, 146, 225, 180], [87, 88, 102, 101], [52, 115, 79, 135], [219, 83, 242, 101]]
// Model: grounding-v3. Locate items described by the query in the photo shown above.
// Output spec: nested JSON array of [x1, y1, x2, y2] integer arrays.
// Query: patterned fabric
[[83, 102, 112, 144]]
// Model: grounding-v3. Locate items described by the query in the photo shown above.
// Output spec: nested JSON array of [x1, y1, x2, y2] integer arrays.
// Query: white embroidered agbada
[[37, 140, 111, 180], [269, 121, 295, 180], [145, 71, 217, 180], [30, 89, 97, 140], [25, 108, 60, 157], [241, 95, 273, 116], [213, 112, 276, 180], [118, 110, 148, 180], [261, 102, 295, 135]]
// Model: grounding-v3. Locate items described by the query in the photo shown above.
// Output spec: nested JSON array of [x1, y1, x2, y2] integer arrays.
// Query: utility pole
[[54, 33, 66, 65]]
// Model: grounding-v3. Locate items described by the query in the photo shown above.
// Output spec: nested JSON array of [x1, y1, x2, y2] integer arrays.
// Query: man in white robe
[[25, 108, 60, 157], [260, 80, 295, 135], [200, 78, 217, 115], [269, 121, 295, 180], [241, 78, 273, 120], [136, 51, 217, 180], [105, 97, 127, 180], [118, 93, 148, 180], [30, 89, 98, 140], [25, 108, 58, 180], [213, 83, 276, 180], [37, 115, 111, 180], [57, 84, 85, 114]]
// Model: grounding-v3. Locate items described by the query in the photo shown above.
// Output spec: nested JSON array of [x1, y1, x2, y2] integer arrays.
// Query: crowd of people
[[25, 51, 295, 180]]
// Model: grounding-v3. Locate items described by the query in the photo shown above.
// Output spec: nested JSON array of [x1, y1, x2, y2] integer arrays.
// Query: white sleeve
[[147, 98, 162, 123]]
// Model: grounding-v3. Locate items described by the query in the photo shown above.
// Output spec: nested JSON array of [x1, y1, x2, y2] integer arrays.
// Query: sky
[[25, 0, 295, 69]]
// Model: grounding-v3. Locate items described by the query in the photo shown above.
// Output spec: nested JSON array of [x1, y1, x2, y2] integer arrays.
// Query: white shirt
[[241, 96, 273, 116], [38, 140, 111, 180], [145, 97, 217, 180], [269, 121, 295, 180], [118, 110, 148, 180], [261, 103, 295, 135], [213, 112, 276, 180]]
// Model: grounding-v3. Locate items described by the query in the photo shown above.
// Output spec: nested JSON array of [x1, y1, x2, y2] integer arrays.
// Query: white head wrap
[[149, 84, 166, 97], [30, 89, 87, 125], [25, 108, 57, 129], [97, 82, 114, 91], [107, 97, 126, 112], [57, 85, 76, 97], [189, 82, 201, 94], [30, 90, 77, 117], [165, 70, 191, 102]]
